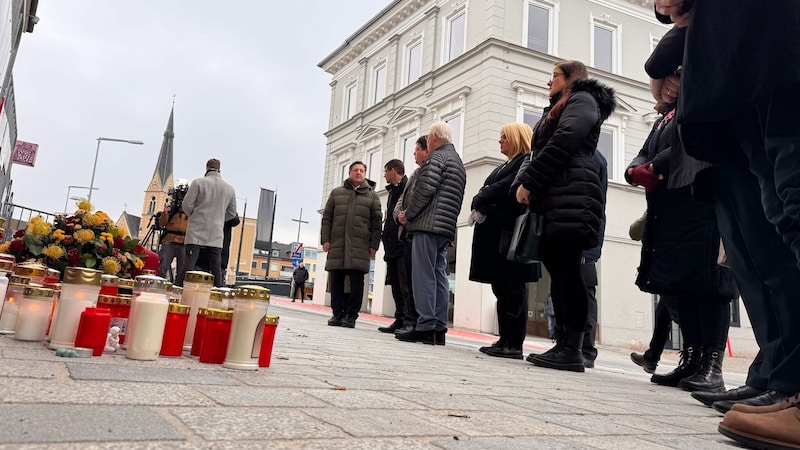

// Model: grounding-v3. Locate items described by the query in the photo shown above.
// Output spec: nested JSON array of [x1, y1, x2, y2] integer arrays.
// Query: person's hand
[[397, 210, 407, 225], [655, 0, 692, 27], [515, 185, 531, 205], [369, 248, 377, 259], [628, 163, 664, 192], [467, 210, 486, 226], [661, 74, 680, 104], [322, 242, 330, 252]]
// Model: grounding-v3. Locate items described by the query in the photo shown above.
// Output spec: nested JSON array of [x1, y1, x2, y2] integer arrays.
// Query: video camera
[[167, 179, 189, 213]]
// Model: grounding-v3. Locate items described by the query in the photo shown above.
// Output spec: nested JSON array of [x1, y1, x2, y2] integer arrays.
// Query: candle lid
[[172, 286, 183, 296], [116, 294, 133, 306], [265, 315, 279, 325], [209, 290, 222, 302], [198, 307, 210, 316], [0, 260, 14, 272], [184, 271, 214, 285], [63, 267, 103, 286], [45, 268, 61, 282], [23, 286, 55, 298], [206, 308, 233, 320], [0, 252, 15, 262], [117, 278, 135, 288], [165, 282, 173, 292], [141, 269, 157, 276], [215, 287, 236, 299], [100, 274, 120, 286], [134, 274, 169, 291], [168, 303, 190, 314], [14, 264, 47, 278], [9, 275, 31, 286], [235, 285, 270, 301], [43, 282, 61, 291], [97, 294, 117, 305]]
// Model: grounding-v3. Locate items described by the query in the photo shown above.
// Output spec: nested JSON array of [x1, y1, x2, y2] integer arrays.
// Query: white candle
[[181, 276, 213, 350], [125, 292, 168, 360], [0, 300, 19, 334], [14, 294, 52, 341], [223, 299, 268, 370], [48, 268, 102, 349]]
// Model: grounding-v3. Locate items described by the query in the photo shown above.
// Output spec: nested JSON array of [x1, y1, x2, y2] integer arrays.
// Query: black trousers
[[181, 245, 222, 287], [541, 243, 587, 333], [713, 143, 800, 394], [402, 242, 418, 324], [292, 283, 305, 301], [329, 269, 365, 319], [581, 262, 599, 361], [490, 280, 528, 350], [386, 255, 414, 326], [644, 295, 679, 362], [675, 293, 731, 350]]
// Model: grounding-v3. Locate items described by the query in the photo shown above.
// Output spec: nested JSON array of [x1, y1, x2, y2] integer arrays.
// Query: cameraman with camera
[[157, 180, 189, 282]]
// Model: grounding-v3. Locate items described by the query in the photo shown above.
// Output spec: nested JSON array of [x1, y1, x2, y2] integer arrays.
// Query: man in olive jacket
[[321, 161, 382, 328]]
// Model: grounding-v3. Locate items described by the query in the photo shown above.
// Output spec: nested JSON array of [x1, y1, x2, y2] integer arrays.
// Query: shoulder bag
[[506, 207, 543, 264]]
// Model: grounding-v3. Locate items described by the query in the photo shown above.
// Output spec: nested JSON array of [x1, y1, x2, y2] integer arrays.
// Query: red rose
[[67, 248, 82, 266], [62, 236, 75, 246], [9, 239, 25, 254], [114, 237, 124, 249], [13, 230, 25, 239]]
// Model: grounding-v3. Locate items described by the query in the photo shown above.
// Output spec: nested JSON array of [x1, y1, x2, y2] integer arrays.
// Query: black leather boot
[[529, 328, 585, 373], [678, 347, 725, 392], [651, 345, 702, 387]]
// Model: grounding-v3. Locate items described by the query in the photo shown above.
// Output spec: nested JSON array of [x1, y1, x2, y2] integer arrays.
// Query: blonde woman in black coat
[[469, 122, 540, 360]]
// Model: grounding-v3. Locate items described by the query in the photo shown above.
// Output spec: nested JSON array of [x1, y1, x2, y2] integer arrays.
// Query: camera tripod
[[140, 213, 164, 253]]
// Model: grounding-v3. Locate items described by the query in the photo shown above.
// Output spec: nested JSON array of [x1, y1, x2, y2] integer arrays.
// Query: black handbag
[[506, 207, 543, 264]]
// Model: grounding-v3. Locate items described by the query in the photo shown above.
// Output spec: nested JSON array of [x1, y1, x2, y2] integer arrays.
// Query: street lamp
[[88, 137, 144, 202], [63, 185, 99, 214]]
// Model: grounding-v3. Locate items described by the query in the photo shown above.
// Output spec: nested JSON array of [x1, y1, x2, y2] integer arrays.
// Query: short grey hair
[[428, 121, 452, 144]]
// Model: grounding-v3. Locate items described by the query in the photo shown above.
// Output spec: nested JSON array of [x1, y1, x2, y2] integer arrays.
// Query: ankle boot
[[529, 328, 585, 373], [651, 345, 702, 387], [678, 347, 725, 392]]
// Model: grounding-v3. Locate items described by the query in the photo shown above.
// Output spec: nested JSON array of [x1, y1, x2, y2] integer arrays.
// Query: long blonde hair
[[501, 122, 533, 159]]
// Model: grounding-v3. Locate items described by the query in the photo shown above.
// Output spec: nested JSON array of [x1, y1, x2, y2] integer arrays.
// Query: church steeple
[[138, 104, 176, 243]]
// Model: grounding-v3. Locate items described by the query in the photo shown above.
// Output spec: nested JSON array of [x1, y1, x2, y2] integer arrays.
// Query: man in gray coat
[[321, 161, 382, 328], [178, 158, 237, 287], [395, 121, 466, 345]]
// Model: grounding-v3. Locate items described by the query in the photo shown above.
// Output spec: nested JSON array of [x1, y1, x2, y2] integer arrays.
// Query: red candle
[[199, 309, 232, 364], [99, 275, 120, 296], [190, 308, 209, 356], [258, 315, 279, 368], [74, 307, 112, 356], [160, 303, 190, 357]]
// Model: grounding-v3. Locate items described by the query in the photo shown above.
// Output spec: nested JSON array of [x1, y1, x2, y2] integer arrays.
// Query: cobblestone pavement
[[0, 297, 749, 449]]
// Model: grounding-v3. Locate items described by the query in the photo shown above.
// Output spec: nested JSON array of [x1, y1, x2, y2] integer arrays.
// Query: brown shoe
[[718, 403, 800, 449], [731, 392, 800, 414]]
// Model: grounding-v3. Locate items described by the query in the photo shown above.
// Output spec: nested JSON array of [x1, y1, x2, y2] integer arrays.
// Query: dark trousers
[[180, 245, 223, 287], [329, 269, 365, 319], [712, 144, 800, 394], [292, 283, 305, 301], [675, 293, 731, 350], [402, 242, 418, 324], [490, 280, 528, 350], [541, 243, 587, 333], [581, 262, 599, 361], [644, 295, 679, 363], [386, 255, 414, 326], [157, 242, 185, 282]]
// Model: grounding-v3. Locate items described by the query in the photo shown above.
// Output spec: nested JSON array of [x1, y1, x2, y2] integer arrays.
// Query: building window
[[251, 261, 257, 269], [445, 114, 462, 152], [371, 64, 386, 106], [339, 161, 350, 183], [344, 82, 358, 120], [446, 11, 466, 62], [597, 127, 615, 181], [402, 134, 417, 172], [270, 263, 278, 271], [522, 108, 543, 130], [592, 22, 616, 72], [368, 149, 381, 183], [261, 262, 268, 270], [525, 2, 551, 53], [303, 249, 316, 258], [406, 40, 422, 86], [147, 196, 156, 214], [271, 249, 279, 257]]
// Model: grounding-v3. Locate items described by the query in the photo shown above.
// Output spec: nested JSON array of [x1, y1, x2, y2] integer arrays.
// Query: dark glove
[[629, 164, 663, 192]]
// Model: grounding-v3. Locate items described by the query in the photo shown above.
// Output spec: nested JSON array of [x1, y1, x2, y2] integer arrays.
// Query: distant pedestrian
[[292, 263, 309, 303]]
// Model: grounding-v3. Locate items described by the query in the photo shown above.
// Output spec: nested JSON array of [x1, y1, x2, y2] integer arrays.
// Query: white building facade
[[316, 0, 757, 356]]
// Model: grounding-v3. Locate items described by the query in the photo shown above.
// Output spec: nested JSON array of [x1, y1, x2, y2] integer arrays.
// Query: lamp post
[[88, 137, 144, 202], [63, 185, 99, 214], [235, 197, 247, 276]]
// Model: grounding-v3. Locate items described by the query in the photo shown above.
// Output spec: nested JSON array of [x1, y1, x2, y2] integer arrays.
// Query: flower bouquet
[[0, 201, 147, 277]]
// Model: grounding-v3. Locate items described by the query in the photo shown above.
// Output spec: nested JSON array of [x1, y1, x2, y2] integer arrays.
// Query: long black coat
[[469, 153, 540, 284], [627, 113, 737, 298], [515, 79, 617, 250], [381, 176, 407, 261]]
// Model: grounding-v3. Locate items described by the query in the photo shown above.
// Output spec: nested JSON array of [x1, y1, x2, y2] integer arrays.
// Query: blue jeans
[[411, 232, 450, 332]]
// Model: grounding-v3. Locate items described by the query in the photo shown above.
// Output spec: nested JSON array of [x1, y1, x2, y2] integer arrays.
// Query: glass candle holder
[[99, 274, 120, 296], [0, 276, 31, 334], [208, 289, 224, 310], [258, 315, 279, 368], [223, 285, 270, 370], [126, 275, 169, 349], [190, 307, 209, 357], [48, 268, 102, 350], [14, 286, 55, 342], [170, 286, 183, 304], [117, 278, 135, 297], [98, 294, 132, 345], [45, 268, 61, 284], [14, 264, 47, 285], [74, 307, 112, 356], [199, 308, 232, 364], [125, 291, 169, 361], [42, 282, 61, 340], [182, 271, 214, 350], [160, 303, 190, 357], [0, 261, 12, 327]]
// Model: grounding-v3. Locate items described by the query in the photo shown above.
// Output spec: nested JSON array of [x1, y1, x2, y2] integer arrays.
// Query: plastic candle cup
[[181, 271, 214, 350], [125, 291, 169, 361], [223, 285, 270, 370], [48, 268, 102, 350], [199, 308, 233, 364], [0, 276, 31, 334], [160, 303, 190, 357], [14, 286, 55, 342]]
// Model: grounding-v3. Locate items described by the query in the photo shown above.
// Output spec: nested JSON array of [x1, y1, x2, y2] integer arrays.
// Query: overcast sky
[[12, 1, 386, 247]]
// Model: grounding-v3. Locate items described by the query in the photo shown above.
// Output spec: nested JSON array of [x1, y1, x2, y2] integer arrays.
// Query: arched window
[[148, 196, 156, 214]]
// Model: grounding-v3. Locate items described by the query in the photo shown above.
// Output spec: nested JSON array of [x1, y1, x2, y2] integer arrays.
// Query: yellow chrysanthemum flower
[[0, 242, 10, 253], [95, 211, 110, 221], [133, 258, 144, 270], [83, 213, 104, 228], [28, 221, 52, 237], [102, 256, 121, 275], [98, 232, 113, 244], [76, 200, 93, 212], [29, 216, 44, 225], [74, 229, 95, 244], [115, 227, 128, 238], [51, 229, 66, 242], [42, 245, 65, 260]]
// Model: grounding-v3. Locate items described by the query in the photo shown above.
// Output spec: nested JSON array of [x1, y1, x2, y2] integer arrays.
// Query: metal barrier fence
[[1, 203, 56, 242]]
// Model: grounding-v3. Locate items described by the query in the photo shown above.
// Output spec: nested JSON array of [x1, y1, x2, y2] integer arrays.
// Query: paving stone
[[228, 372, 332, 388], [66, 362, 237, 385], [0, 405, 182, 444], [0, 379, 213, 406], [488, 396, 595, 414], [171, 408, 345, 440], [641, 434, 741, 449], [416, 410, 585, 437], [527, 412, 649, 435], [302, 388, 422, 409], [197, 386, 327, 407], [400, 391, 531, 412], [433, 436, 594, 450], [568, 436, 676, 449], [303, 408, 455, 437], [0, 359, 63, 379]]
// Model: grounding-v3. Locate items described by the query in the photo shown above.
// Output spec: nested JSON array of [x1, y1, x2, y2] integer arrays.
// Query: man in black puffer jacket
[[395, 121, 466, 345]]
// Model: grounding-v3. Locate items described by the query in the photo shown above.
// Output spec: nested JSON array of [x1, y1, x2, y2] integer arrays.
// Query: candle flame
[[7, 297, 15, 304], [249, 301, 254, 311], [29, 303, 39, 312]]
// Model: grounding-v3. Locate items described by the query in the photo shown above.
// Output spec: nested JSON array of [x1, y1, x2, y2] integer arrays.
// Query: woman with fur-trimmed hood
[[514, 60, 617, 373]]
